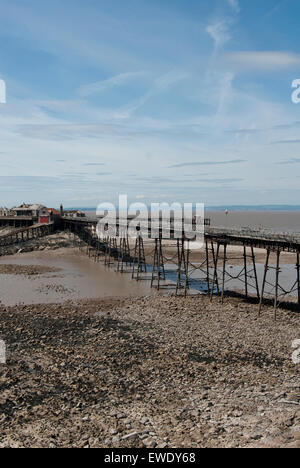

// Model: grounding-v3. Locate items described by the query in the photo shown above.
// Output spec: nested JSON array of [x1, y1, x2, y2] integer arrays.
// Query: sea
[[79, 206, 300, 234]]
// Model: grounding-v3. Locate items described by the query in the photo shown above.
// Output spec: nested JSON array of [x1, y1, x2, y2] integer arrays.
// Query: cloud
[[15, 123, 123, 141], [206, 20, 232, 50], [227, 120, 300, 135], [117, 69, 189, 117], [277, 158, 300, 165], [221, 51, 300, 71], [139, 176, 243, 184], [271, 139, 300, 145], [169, 159, 246, 168], [263, 1, 288, 19], [154, 70, 189, 91], [83, 163, 106, 166], [227, 0, 240, 14], [0, 175, 62, 191], [78, 72, 146, 97]]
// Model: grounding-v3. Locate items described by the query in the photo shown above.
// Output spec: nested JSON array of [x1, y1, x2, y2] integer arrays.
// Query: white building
[[0, 207, 9, 216], [10, 203, 47, 218]]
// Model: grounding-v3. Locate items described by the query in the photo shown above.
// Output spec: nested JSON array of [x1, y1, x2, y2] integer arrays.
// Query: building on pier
[[64, 210, 86, 218], [0, 207, 9, 217], [10, 203, 46, 218], [0, 203, 61, 228]]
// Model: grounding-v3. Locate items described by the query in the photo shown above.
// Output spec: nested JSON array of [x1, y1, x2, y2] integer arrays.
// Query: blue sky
[[1, 0, 300, 207]]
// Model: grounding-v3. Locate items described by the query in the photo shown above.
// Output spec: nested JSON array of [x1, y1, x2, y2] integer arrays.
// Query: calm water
[[86, 210, 300, 233], [206, 211, 300, 233]]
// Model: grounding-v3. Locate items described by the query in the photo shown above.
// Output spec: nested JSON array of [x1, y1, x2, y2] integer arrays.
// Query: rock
[[121, 432, 138, 441]]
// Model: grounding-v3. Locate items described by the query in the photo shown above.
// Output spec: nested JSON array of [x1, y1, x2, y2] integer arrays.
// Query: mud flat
[[0, 287, 299, 447], [0, 248, 151, 307]]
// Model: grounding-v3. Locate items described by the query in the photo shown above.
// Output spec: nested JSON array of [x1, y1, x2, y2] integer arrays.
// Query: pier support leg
[[118, 236, 130, 272], [132, 236, 146, 280], [274, 249, 281, 321], [258, 249, 270, 317], [184, 242, 190, 297], [104, 237, 111, 265], [251, 247, 260, 300], [176, 239, 189, 296], [210, 243, 220, 301], [297, 252, 300, 306], [221, 244, 227, 304], [151, 237, 165, 290], [151, 239, 158, 288], [176, 239, 182, 296], [205, 241, 210, 294], [244, 246, 248, 298]]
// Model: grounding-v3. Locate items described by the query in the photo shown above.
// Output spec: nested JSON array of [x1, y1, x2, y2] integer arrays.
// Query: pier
[[0, 223, 54, 252], [1, 209, 300, 317], [62, 216, 300, 318], [0, 216, 36, 228]]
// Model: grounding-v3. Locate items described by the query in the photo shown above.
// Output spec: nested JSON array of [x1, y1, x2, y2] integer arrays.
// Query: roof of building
[[46, 208, 60, 215], [11, 204, 46, 212]]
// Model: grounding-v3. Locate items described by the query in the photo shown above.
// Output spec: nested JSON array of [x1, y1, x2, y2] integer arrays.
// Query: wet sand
[[1, 242, 299, 305], [0, 248, 152, 307]]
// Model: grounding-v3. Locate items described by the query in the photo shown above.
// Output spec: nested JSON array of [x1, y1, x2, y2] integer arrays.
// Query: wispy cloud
[[221, 51, 300, 71], [169, 159, 246, 168], [206, 0, 240, 52], [15, 123, 123, 141], [272, 139, 300, 145], [263, 0, 288, 19], [206, 20, 232, 50], [138, 176, 243, 184], [78, 71, 146, 97], [227, 0, 240, 14], [154, 70, 189, 90], [277, 158, 300, 165], [83, 163, 106, 166], [117, 69, 189, 117]]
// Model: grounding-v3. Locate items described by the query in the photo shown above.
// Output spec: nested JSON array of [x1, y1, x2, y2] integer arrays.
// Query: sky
[[1, 0, 300, 208]]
